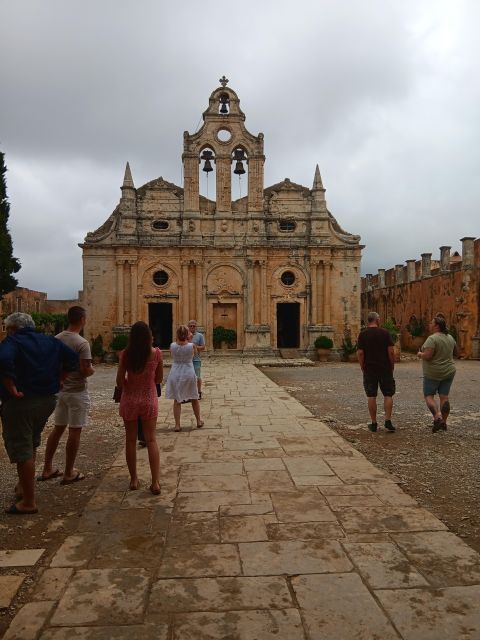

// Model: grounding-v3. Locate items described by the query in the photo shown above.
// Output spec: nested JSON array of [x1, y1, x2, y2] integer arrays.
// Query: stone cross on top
[[219, 75, 229, 87]]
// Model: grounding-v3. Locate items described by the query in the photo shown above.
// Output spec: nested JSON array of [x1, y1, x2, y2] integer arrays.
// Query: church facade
[[81, 78, 363, 354]]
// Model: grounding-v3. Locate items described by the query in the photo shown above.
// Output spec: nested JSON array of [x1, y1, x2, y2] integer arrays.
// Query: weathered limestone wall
[[361, 238, 479, 358]]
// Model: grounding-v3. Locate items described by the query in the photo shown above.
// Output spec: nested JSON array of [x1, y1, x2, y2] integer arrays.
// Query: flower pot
[[317, 348, 330, 362], [347, 352, 358, 363]]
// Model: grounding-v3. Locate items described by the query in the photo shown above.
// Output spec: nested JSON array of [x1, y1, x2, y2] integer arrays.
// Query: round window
[[217, 128, 232, 142], [281, 271, 296, 286], [152, 220, 169, 230], [153, 270, 169, 286]]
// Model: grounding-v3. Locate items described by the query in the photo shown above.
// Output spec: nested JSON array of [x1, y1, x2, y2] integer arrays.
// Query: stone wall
[[361, 237, 480, 359]]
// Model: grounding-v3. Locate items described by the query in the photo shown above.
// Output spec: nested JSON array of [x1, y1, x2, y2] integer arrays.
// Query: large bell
[[200, 149, 214, 173], [234, 160, 245, 175], [219, 94, 229, 114], [203, 159, 213, 173]]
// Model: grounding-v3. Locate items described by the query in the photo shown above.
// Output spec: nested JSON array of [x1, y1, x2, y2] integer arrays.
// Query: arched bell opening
[[231, 146, 248, 204], [218, 92, 230, 115], [199, 146, 216, 208]]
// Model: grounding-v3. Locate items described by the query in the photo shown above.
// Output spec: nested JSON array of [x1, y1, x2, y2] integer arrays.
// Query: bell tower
[[183, 77, 265, 234]]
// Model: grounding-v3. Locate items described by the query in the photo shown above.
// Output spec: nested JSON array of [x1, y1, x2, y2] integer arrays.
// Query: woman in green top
[[417, 316, 457, 432]]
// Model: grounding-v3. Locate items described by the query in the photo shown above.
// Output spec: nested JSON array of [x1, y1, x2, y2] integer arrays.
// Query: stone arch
[[140, 259, 180, 291], [269, 264, 308, 296], [206, 263, 244, 294]]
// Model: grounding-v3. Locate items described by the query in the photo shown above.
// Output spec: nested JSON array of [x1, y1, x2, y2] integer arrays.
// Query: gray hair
[[4, 312, 36, 330], [188, 319, 197, 325], [367, 311, 380, 323]]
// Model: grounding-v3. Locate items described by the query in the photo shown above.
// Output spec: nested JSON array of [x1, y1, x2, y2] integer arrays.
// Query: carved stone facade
[[361, 237, 480, 359], [81, 79, 362, 353]]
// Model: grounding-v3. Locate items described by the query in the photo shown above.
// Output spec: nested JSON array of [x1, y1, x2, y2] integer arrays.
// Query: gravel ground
[[263, 358, 480, 553]]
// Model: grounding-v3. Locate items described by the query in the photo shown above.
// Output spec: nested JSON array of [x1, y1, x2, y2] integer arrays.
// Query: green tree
[[0, 151, 21, 299]]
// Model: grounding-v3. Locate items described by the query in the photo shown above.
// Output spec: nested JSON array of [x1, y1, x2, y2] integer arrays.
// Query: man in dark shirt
[[357, 312, 396, 433], [0, 312, 79, 514]]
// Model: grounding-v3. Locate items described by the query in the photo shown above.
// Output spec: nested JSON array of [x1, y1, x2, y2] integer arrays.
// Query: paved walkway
[[3, 361, 480, 639]]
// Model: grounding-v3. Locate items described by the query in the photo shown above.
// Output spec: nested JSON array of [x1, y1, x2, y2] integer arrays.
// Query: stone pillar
[[461, 237, 475, 269], [365, 274, 373, 291], [440, 246, 451, 271], [260, 261, 267, 324], [195, 262, 203, 325], [216, 155, 231, 213], [247, 156, 264, 214], [421, 253, 432, 279], [182, 262, 190, 322], [395, 265, 404, 285], [246, 260, 254, 325], [378, 269, 385, 288], [183, 154, 199, 212], [406, 260, 416, 283], [129, 260, 138, 324], [254, 262, 261, 324], [116, 259, 125, 325], [310, 261, 318, 324], [323, 261, 331, 325]]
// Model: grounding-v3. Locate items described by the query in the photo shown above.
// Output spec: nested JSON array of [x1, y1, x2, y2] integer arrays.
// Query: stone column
[[246, 260, 254, 325], [216, 155, 231, 213], [395, 265, 404, 285], [323, 261, 331, 325], [260, 261, 267, 324], [195, 261, 203, 325], [116, 259, 125, 325], [129, 260, 138, 324], [247, 156, 264, 213], [440, 246, 451, 271], [254, 262, 262, 324], [182, 262, 190, 322], [183, 154, 199, 212], [365, 274, 373, 291], [406, 260, 416, 283], [310, 261, 318, 324], [421, 253, 432, 279], [378, 269, 386, 288], [461, 237, 475, 269]]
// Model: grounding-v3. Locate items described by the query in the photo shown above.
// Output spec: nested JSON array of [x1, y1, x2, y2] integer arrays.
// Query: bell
[[200, 149, 214, 173], [219, 94, 229, 114], [234, 160, 245, 175], [203, 159, 213, 173], [220, 102, 228, 114]]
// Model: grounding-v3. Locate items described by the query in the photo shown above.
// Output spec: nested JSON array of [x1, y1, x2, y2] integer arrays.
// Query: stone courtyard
[[2, 360, 480, 639]]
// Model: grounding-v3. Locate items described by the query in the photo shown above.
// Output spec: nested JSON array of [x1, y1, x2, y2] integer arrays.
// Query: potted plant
[[109, 333, 129, 358], [213, 326, 237, 349], [341, 334, 358, 362], [314, 335, 333, 362], [91, 335, 104, 364]]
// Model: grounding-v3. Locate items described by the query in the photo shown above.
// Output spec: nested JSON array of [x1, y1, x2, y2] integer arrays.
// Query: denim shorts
[[363, 373, 396, 398], [1, 394, 56, 463], [193, 361, 201, 378], [423, 376, 454, 397]]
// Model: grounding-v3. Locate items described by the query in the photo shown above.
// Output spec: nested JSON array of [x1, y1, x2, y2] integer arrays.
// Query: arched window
[[219, 92, 230, 114], [231, 147, 248, 201], [199, 146, 216, 202]]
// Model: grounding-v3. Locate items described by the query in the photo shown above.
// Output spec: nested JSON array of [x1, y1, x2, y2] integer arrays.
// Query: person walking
[[0, 312, 78, 514], [357, 312, 396, 433], [417, 315, 456, 432], [188, 319, 205, 399], [40, 306, 94, 484], [116, 322, 163, 494], [165, 325, 203, 432]]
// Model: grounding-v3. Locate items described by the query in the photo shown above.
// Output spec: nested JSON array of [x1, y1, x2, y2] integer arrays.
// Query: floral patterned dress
[[119, 348, 162, 421]]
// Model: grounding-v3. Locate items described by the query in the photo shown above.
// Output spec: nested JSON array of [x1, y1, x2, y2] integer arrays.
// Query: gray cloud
[[1, 0, 478, 297]]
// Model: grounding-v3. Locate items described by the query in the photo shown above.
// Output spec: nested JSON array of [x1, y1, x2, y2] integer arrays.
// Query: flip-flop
[[5, 503, 38, 515], [36, 469, 61, 482], [60, 472, 85, 485]]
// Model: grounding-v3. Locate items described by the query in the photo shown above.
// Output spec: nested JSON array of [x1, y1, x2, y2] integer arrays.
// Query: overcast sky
[[1, 0, 479, 298]]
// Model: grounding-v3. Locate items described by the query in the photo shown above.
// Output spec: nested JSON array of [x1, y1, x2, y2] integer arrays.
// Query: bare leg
[[383, 396, 393, 421], [16, 457, 37, 511], [197, 377, 202, 394], [425, 395, 441, 420], [191, 399, 203, 427], [367, 397, 377, 423], [173, 401, 182, 430], [63, 427, 82, 480], [42, 425, 67, 477], [124, 420, 139, 489], [142, 418, 160, 492], [439, 394, 450, 423]]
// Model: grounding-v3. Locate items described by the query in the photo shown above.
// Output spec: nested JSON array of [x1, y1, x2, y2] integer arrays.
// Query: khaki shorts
[[1, 394, 57, 463], [54, 390, 90, 427]]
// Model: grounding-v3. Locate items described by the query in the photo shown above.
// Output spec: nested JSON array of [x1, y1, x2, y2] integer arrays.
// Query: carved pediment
[[207, 265, 243, 295]]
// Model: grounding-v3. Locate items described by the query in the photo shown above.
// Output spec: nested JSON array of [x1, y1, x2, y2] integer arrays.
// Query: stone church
[[81, 78, 362, 354]]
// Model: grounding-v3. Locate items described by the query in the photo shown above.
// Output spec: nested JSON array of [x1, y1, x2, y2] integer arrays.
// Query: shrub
[[213, 326, 237, 347], [314, 335, 333, 349], [341, 335, 357, 354], [381, 319, 399, 344], [31, 312, 67, 334], [91, 335, 104, 358], [406, 315, 426, 337], [109, 334, 129, 351]]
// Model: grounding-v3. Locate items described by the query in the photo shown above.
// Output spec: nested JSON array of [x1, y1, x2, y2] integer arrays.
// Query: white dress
[[165, 342, 199, 402]]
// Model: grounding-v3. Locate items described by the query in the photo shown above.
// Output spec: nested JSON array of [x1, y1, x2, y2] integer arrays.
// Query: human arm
[[115, 351, 127, 389], [417, 347, 434, 361], [196, 333, 205, 353], [80, 359, 95, 377], [155, 349, 163, 384], [388, 345, 395, 371], [1, 377, 23, 398], [357, 349, 365, 371]]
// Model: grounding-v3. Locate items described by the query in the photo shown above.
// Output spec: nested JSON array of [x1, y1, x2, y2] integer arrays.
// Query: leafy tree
[[0, 151, 21, 299]]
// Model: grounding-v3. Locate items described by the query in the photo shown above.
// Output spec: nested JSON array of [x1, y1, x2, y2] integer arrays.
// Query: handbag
[[113, 386, 122, 403], [156, 383, 161, 397]]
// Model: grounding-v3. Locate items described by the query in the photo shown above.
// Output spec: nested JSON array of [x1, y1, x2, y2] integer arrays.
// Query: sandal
[[196, 421, 204, 429]]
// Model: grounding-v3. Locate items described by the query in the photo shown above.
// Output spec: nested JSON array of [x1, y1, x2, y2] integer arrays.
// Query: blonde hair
[[176, 325, 189, 341]]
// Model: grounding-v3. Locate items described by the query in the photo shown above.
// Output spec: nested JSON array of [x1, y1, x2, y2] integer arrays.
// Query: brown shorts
[[363, 373, 396, 398]]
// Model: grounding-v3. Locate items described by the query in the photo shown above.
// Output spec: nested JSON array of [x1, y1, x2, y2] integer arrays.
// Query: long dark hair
[[434, 316, 448, 335], [124, 321, 152, 372]]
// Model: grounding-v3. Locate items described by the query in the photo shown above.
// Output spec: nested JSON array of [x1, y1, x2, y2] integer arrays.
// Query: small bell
[[234, 160, 245, 175], [219, 94, 229, 114]]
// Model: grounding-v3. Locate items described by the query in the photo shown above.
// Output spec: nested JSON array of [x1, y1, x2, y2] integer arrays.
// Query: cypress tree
[[0, 151, 21, 299]]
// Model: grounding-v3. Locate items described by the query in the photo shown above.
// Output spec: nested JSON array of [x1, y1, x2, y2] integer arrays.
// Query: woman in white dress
[[165, 325, 204, 432]]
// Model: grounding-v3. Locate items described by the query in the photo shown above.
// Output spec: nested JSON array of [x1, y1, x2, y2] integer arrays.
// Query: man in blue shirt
[[0, 312, 78, 515], [188, 319, 205, 399]]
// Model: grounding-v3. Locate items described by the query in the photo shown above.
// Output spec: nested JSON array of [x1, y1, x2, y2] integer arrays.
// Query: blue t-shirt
[[191, 331, 205, 363]]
